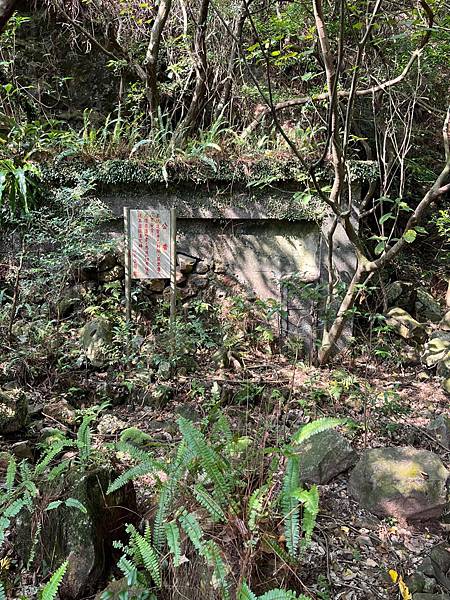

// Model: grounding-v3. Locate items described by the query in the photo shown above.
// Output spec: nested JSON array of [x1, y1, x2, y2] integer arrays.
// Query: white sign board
[[129, 209, 171, 279]]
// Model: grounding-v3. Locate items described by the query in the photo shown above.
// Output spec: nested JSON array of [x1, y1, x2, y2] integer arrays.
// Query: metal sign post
[[124, 208, 176, 326]]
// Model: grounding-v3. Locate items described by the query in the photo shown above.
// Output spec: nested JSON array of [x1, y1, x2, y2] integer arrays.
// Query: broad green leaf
[[402, 229, 417, 243]]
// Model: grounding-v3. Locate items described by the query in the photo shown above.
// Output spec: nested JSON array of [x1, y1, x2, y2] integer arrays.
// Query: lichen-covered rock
[[422, 332, 450, 368], [439, 310, 450, 331], [0, 388, 28, 434], [349, 447, 449, 520], [16, 467, 136, 600], [386, 308, 427, 342], [415, 289, 442, 323], [82, 318, 112, 366], [298, 429, 357, 484], [386, 281, 416, 312]]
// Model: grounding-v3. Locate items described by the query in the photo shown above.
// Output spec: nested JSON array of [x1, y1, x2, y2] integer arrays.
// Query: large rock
[[349, 447, 449, 521], [415, 289, 442, 323], [298, 429, 357, 484], [386, 308, 427, 342], [81, 318, 112, 366], [0, 388, 28, 434], [422, 332, 450, 368], [177, 253, 196, 274], [386, 281, 416, 312], [17, 467, 136, 599]]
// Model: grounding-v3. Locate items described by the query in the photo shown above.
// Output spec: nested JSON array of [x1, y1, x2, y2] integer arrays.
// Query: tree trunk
[[145, 0, 173, 125], [0, 0, 18, 34], [172, 0, 210, 146]]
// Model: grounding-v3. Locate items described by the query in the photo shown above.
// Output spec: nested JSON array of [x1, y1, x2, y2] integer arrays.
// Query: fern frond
[[3, 497, 27, 519], [39, 561, 68, 600], [178, 510, 204, 553], [117, 555, 138, 586], [0, 517, 10, 548], [263, 536, 293, 566], [258, 590, 308, 600], [292, 418, 345, 446], [132, 531, 161, 588], [0, 582, 6, 600], [202, 540, 230, 600], [107, 460, 161, 495], [164, 521, 182, 567], [238, 582, 258, 600], [153, 442, 190, 551], [177, 417, 230, 504], [293, 486, 319, 551], [34, 441, 71, 476], [247, 485, 269, 531], [193, 484, 226, 522], [280, 456, 300, 559], [6, 456, 16, 493], [77, 414, 93, 463]]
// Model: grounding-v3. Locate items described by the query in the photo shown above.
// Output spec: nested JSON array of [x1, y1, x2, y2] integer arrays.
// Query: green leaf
[[292, 418, 345, 446], [132, 531, 161, 588], [402, 229, 417, 243], [374, 240, 386, 255], [379, 212, 393, 225], [65, 498, 87, 513], [45, 500, 63, 511], [39, 561, 68, 600], [6, 456, 16, 494], [238, 582, 258, 600], [164, 521, 182, 567]]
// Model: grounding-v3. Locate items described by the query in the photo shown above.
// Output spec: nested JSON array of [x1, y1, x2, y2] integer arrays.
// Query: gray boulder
[[422, 332, 450, 368], [416, 289, 442, 323], [0, 388, 28, 434], [17, 466, 136, 599], [82, 318, 112, 366], [298, 429, 357, 485], [349, 447, 449, 521], [386, 307, 427, 342], [177, 253, 196, 274]]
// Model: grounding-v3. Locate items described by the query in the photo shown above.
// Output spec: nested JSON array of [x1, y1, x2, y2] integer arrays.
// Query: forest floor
[[4, 351, 448, 600]]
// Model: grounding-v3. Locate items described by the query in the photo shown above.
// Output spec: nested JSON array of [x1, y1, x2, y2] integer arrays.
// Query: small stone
[[146, 279, 166, 293], [176, 268, 187, 285], [11, 441, 33, 460], [365, 558, 378, 568], [97, 414, 126, 435], [189, 275, 208, 290], [195, 261, 209, 274], [349, 447, 449, 521], [297, 429, 357, 485], [177, 254, 196, 274], [0, 388, 28, 434], [386, 307, 427, 342], [355, 535, 373, 547], [43, 399, 76, 426]]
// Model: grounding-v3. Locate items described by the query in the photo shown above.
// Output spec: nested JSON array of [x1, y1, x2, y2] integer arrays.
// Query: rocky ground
[[1, 351, 449, 599]]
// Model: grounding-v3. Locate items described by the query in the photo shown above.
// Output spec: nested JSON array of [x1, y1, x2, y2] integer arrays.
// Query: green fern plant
[[38, 561, 68, 600]]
